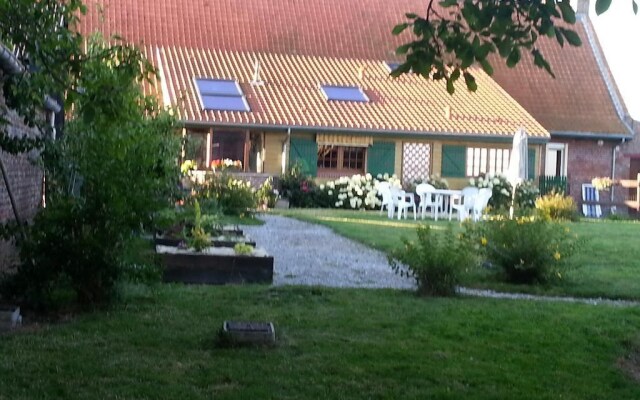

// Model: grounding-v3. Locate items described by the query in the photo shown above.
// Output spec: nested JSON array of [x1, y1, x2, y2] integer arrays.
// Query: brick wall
[[0, 70, 44, 270], [617, 121, 640, 214], [564, 137, 629, 214]]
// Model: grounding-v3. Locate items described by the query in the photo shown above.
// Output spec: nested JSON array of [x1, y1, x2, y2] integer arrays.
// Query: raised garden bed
[[154, 236, 256, 248], [157, 245, 273, 285]]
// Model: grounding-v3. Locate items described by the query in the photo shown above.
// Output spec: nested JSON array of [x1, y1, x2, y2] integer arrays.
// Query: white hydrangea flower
[[328, 190, 333, 195], [469, 178, 475, 186], [320, 184, 325, 190], [349, 198, 357, 209]]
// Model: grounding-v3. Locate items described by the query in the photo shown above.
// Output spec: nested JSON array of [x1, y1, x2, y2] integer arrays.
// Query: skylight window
[[320, 85, 369, 103], [194, 78, 250, 112]]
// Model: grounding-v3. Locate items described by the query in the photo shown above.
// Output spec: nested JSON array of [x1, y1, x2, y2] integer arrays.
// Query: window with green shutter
[[441, 145, 466, 177], [289, 137, 318, 176], [367, 141, 395, 177], [528, 148, 536, 180]]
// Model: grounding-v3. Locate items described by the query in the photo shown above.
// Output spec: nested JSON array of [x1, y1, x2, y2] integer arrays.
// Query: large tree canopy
[[393, 0, 637, 93]]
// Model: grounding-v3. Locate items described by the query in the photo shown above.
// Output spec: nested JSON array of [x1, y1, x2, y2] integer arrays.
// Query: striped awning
[[316, 133, 373, 147]]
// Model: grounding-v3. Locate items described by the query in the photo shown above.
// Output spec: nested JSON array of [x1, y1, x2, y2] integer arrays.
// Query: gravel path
[[245, 214, 640, 307], [244, 214, 415, 289]]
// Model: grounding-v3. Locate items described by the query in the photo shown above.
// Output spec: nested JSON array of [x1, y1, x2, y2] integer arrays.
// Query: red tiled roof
[[489, 19, 629, 134], [78, 0, 629, 135], [156, 46, 548, 138]]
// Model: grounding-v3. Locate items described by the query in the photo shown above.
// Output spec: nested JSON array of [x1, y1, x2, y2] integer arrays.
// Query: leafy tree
[[0, 0, 181, 309], [0, 0, 86, 149], [2, 36, 180, 308], [392, 0, 636, 93]]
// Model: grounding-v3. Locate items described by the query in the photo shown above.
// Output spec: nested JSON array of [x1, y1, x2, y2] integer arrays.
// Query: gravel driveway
[[244, 214, 415, 289]]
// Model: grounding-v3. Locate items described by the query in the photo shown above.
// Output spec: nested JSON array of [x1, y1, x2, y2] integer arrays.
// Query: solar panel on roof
[[195, 79, 242, 96], [320, 85, 369, 102], [194, 78, 250, 111], [201, 95, 250, 112]]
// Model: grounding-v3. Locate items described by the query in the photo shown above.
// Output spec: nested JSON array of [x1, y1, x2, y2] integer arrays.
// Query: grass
[[1, 285, 639, 399], [276, 209, 640, 300]]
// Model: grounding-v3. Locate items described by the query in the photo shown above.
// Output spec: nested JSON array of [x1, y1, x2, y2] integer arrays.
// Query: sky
[[589, 0, 640, 120]]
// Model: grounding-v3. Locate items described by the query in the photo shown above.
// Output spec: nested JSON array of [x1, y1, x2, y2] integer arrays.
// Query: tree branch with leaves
[[392, 0, 636, 93]]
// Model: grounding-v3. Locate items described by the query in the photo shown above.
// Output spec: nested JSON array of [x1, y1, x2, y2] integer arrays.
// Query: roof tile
[[78, 0, 627, 134], [156, 46, 548, 138]]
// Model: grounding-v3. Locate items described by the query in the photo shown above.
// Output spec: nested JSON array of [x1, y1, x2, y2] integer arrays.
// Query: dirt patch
[[618, 346, 640, 383]]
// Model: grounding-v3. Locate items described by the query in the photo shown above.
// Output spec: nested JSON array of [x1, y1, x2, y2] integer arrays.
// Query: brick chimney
[[577, 0, 590, 15]]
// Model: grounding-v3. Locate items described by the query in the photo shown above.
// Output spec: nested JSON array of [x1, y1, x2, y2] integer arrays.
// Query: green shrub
[[389, 225, 473, 296], [470, 174, 539, 212], [535, 192, 579, 221], [197, 173, 257, 216], [187, 200, 211, 251], [1, 39, 180, 310], [256, 177, 278, 209], [233, 243, 253, 255], [465, 216, 582, 284], [281, 162, 317, 208]]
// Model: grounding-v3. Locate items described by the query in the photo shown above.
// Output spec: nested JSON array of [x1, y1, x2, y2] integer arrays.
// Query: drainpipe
[[0, 44, 24, 74], [610, 138, 625, 212], [282, 128, 291, 174]]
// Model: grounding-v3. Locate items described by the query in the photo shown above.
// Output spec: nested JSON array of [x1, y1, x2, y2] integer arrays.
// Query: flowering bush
[[315, 173, 401, 210], [425, 174, 449, 189], [196, 172, 256, 216], [390, 225, 473, 296], [211, 158, 243, 171], [469, 173, 539, 211], [591, 177, 614, 191], [463, 215, 582, 284], [405, 174, 449, 192], [256, 177, 279, 209], [180, 159, 197, 175], [281, 162, 317, 207], [535, 192, 579, 221]]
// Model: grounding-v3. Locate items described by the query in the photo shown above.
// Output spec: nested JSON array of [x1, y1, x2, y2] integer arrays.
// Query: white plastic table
[[431, 189, 462, 220]]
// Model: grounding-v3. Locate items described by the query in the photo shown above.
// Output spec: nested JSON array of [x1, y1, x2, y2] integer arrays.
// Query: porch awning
[[316, 133, 373, 147]]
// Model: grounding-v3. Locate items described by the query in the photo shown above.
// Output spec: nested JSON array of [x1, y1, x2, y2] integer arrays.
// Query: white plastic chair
[[377, 182, 395, 218], [376, 182, 395, 218], [472, 188, 493, 221], [449, 186, 479, 221], [391, 187, 417, 220], [415, 183, 442, 219], [582, 184, 602, 218]]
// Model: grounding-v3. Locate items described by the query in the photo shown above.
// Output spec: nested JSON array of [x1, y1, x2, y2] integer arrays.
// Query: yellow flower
[[481, 237, 488, 246], [553, 251, 561, 260]]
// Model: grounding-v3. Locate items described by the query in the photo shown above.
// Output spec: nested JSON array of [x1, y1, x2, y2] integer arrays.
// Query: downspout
[[0, 43, 24, 74], [610, 138, 626, 212], [282, 128, 291, 174]]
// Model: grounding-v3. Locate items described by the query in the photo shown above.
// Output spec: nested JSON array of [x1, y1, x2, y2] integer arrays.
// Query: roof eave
[[180, 120, 551, 144], [551, 130, 633, 140]]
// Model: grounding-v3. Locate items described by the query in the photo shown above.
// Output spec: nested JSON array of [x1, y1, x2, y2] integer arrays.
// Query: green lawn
[[277, 209, 640, 300], [1, 285, 639, 399], [2, 210, 639, 399]]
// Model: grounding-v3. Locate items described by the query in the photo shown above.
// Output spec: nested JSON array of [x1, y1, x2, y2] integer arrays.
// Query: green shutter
[[289, 137, 318, 176], [441, 145, 466, 177], [528, 148, 536, 180], [367, 141, 395, 177]]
